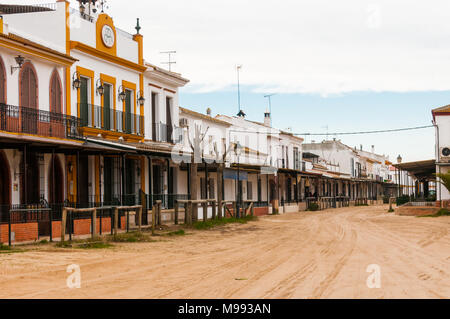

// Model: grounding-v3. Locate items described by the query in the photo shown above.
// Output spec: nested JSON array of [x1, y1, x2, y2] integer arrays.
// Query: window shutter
[[0, 62, 5, 103]]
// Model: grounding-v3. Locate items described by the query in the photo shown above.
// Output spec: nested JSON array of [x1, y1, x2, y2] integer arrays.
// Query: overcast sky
[[8, 0, 450, 161]]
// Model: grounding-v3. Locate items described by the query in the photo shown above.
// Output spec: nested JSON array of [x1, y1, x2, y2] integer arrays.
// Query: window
[[208, 179, 215, 199], [0, 57, 6, 104], [247, 181, 253, 200], [166, 96, 173, 142], [200, 178, 215, 199], [351, 158, 355, 177], [151, 92, 158, 139], [50, 70, 62, 114]]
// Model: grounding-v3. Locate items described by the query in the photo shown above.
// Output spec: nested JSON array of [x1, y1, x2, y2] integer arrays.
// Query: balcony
[[79, 103, 144, 136], [0, 103, 81, 140], [152, 122, 183, 144]]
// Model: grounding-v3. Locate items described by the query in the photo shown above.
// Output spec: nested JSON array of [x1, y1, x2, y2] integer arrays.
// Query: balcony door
[[0, 58, 6, 130], [80, 77, 89, 127], [124, 89, 132, 134], [50, 71, 62, 114], [103, 83, 112, 130], [20, 63, 38, 134]]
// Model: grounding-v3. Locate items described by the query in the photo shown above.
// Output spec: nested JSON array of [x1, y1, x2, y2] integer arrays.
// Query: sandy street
[[0, 205, 449, 299]]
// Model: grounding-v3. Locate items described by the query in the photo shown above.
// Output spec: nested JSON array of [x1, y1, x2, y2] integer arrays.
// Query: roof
[[393, 159, 436, 181], [0, 32, 77, 63], [180, 107, 231, 126], [145, 62, 189, 84], [432, 104, 450, 115]]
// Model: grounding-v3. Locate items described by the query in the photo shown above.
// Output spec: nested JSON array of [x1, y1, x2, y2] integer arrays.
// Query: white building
[[433, 104, 450, 206]]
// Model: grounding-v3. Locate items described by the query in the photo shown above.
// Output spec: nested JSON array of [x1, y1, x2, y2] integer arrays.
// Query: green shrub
[[193, 215, 256, 230], [308, 203, 319, 211], [396, 195, 411, 206], [419, 209, 450, 218]]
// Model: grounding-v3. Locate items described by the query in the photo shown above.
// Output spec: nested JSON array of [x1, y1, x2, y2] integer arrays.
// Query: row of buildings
[[0, 1, 421, 243]]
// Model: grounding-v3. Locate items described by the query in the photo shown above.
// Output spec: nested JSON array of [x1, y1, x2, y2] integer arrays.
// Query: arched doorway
[[19, 62, 38, 134], [0, 151, 11, 225], [48, 155, 64, 204], [49, 70, 62, 114], [21, 152, 40, 204]]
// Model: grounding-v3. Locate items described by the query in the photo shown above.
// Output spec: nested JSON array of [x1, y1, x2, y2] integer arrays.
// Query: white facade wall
[[435, 115, 450, 201], [4, 3, 67, 53]]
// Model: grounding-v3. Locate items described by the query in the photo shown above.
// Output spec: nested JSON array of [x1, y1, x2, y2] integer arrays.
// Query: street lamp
[[236, 64, 242, 115], [96, 79, 104, 96], [234, 141, 243, 218], [72, 71, 81, 90], [137, 91, 145, 106], [118, 85, 126, 101]]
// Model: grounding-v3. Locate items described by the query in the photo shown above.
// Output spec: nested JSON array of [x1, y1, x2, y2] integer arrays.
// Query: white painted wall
[[0, 47, 65, 112], [436, 115, 450, 201]]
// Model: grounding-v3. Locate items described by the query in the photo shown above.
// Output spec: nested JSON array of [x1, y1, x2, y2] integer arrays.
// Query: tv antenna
[[160, 51, 177, 71]]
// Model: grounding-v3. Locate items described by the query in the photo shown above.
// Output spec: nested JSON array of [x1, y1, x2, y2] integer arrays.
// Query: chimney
[[371, 145, 375, 153], [206, 107, 212, 117], [360, 144, 363, 151], [264, 108, 271, 127]]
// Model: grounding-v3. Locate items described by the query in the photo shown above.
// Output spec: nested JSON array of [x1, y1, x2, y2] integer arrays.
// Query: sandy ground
[[0, 205, 449, 299]]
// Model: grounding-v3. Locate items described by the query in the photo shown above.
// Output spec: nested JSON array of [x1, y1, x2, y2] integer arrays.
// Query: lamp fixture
[[72, 71, 81, 90], [96, 79, 104, 96], [118, 85, 126, 101], [137, 90, 145, 106], [11, 55, 25, 75]]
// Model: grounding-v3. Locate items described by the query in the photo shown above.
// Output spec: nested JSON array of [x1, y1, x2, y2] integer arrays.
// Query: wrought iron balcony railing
[[152, 122, 183, 144], [79, 103, 144, 136], [0, 103, 81, 139]]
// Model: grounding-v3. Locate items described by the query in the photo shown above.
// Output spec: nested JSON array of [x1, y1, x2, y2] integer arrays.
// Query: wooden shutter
[[20, 65, 37, 109], [20, 67, 30, 107], [0, 61, 5, 103], [50, 72, 62, 113]]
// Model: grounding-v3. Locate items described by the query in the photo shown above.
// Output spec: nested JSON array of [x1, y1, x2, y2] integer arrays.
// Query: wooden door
[[103, 83, 111, 130], [20, 65, 38, 134], [125, 90, 132, 134], [80, 77, 89, 126]]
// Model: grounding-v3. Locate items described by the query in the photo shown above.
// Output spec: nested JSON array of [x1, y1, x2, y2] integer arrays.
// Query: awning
[[393, 159, 436, 181]]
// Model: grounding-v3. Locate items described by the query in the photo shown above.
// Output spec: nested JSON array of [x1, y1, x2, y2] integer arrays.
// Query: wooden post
[[184, 202, 189, 225], [157, 202, 162, 226], [61, 208, 67, 242], [203, 201, 207, 222], [138, 206, 142, 231], [251, 202, 254, 217], [92, 208, 97, 239], [174, 201, 179, 225], [211, 200, 216, 219], [233, 201, 237, 218], [114, 207, 119, 236], [152, 203, 157, 235], [217, 164, 223, 220], [190, 163, 198, 222]]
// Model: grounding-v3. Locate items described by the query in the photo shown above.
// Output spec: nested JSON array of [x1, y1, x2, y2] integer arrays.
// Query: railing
[[0, 103, 81, 139], [147, 194, 190, 210], [79, 103, 144, 136], [0, 3, 56, 14], [152, 123, 183, 144]]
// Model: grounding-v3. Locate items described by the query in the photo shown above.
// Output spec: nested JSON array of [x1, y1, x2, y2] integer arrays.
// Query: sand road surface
[[0, 205, 449, 299]]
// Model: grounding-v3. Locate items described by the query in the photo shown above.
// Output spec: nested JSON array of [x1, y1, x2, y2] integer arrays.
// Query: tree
[[436, 173, 450, 194]]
